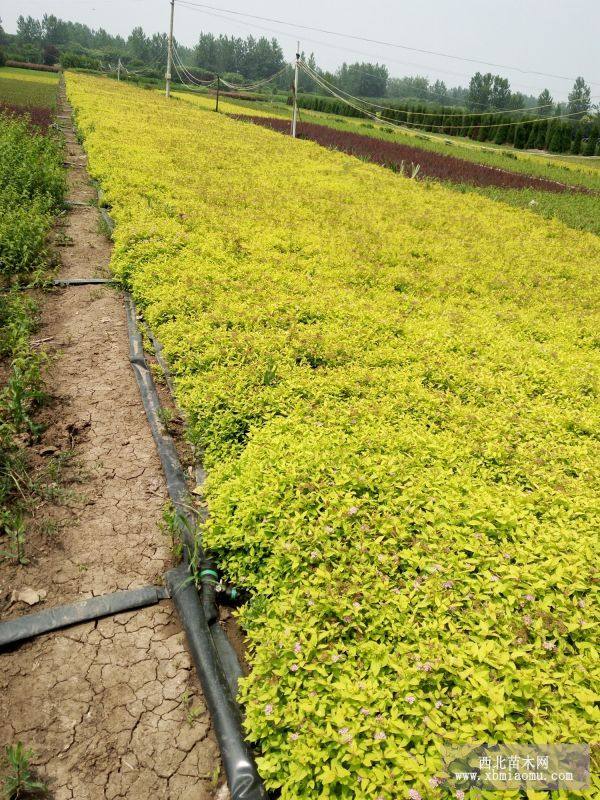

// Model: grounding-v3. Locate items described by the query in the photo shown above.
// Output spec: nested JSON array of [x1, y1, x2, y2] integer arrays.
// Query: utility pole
[[291, 42, 300, 137], [215, 75, 220, 112], [117, 57, 121, 82], [166, 0, 175, 98]]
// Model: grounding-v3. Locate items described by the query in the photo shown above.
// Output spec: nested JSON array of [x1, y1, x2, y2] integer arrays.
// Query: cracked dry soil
[[0, 88, 222, 799]]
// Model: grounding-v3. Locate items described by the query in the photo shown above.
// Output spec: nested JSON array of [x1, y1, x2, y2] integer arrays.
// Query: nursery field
[[177, 89, 600, 236], [68, 73, 600, 799], [0, 66, 59, 129]]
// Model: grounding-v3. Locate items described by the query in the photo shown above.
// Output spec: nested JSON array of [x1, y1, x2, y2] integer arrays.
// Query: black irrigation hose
[[123, 292, 262, 799], [166, 567, 264, 800], [124, 293, 196, 545], [53, 278, 114, 286], [0, 586, 169, 649]]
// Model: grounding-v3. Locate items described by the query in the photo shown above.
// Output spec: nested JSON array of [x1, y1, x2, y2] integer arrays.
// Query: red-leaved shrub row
[[6, 60, 61, 73], [232, 115, 587, 194], [0, 103, 54, 132]]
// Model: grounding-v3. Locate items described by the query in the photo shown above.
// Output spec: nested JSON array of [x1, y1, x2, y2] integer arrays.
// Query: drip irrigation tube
[[0, 586, 169, 648], [166, 567, 263, 800], [99, 207, 115, 236], [53, 278, 114, 286], [124, 294, 197, 542], [123, 291, 261, 798]]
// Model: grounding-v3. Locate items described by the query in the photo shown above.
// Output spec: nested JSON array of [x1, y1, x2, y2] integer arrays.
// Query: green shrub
[[0, 113, 64, 279]]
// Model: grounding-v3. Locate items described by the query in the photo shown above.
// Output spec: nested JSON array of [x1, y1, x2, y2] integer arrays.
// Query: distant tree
[[42, 14, 69, 46], [431, 79, 448, 102], [387, 75, 429, 101], [583, 126, 599, 156], [568, 77, 591, 118], [16, 15, 43, 43], [513, 123, 528, 149], [298, 52, 318, 93], [570, 127, 583, 154], [43, 43, 59, 65], [127, 26, 149, 62], [467, 72, 494, 110], [534, 119, 548, 149], [0, 48, 5, 67], [508, 92, 526, 110], [493, 122, 510, 145], [490, 76, 511, 109], [335, 62, 388, 97], [537, 89, 554, 117]]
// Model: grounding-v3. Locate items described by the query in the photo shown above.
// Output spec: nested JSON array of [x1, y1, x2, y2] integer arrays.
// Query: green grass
[[0, 66, 59, 109]]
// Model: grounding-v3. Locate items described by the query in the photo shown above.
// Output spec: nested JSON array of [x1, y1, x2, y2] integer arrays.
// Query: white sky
[[3, 0, 599, 102]]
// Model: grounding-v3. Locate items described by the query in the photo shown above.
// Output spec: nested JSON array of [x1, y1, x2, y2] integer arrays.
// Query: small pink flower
[[353, 601, 361, 610], [578, 599, 585, 608], [418, 661, 433, 672], [543, 640, 556, 651], [456, 791, 465, 800], [360, 707, 370, 715], [343, 615, 352, 623], [408, 790, 422, 800], [325, 525, 333, 533], [442, 580, 454, 589], [406, 695, 416, 704], [523, 614, 532, 625], [348, 506, 359, 516], [264, 704, 273, 716], [525, 594, 535, 602], [294, 642, 302, 654], [307, 599, 315, 607], [290, 663, 299, 672], [310, 550, 319, 560], [331, 653, 340, 663], [490, 574, 499, 582], [375, 713, 384, 722], [374, 730, 386, 741], [289, 732, 299, 741], [435, 701, 442, 709], [429, 777, 441, 788]]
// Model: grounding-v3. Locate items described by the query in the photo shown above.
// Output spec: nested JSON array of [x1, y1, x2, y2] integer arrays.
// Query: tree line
[[1, 14, 598, 154]]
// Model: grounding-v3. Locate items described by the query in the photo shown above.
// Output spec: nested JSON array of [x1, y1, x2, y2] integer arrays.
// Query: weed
[[180, 689, 204, 727], [0, 741, 47, 799]]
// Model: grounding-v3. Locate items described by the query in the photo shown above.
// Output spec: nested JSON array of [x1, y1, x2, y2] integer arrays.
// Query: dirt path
[[0, 87, 220, 799]]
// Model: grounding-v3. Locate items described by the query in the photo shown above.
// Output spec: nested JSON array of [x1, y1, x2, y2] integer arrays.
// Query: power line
[[174, 0, 600, 87], [174, 2, 582, 100]]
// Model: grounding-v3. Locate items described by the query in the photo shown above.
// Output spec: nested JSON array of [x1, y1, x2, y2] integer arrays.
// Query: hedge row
[[289, 93, 600, 155]]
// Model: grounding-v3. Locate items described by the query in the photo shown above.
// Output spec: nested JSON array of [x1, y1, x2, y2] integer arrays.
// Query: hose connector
[[199, 559, 219, 625]]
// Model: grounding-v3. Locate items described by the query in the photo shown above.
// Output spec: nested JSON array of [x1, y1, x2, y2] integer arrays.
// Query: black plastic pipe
[[166, 567, 265, 800], [124, 293, 197, 548], [0, 586, 168, 648], [124, 293, 259, 795], [53, 278, 114, 286]]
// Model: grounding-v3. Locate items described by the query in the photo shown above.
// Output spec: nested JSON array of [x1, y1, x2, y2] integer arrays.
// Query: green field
[[0, 66, 60, 109]]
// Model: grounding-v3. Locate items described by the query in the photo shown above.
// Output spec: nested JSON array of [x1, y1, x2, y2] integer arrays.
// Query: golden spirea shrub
[[67, 74, 600, 800]]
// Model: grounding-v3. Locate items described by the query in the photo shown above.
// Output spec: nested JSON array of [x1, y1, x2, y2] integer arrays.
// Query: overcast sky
[[3, 0, 599, 101]]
